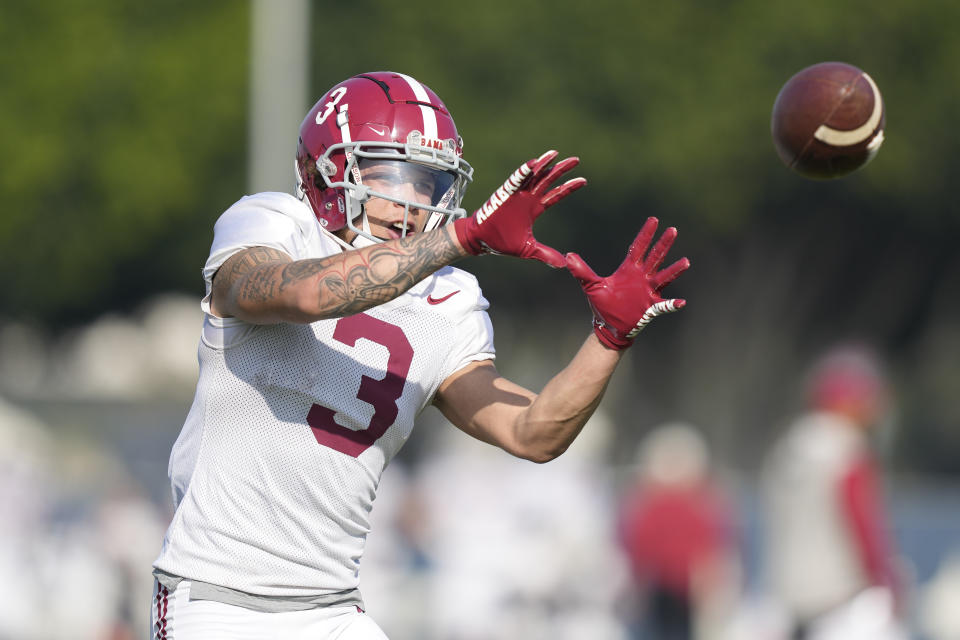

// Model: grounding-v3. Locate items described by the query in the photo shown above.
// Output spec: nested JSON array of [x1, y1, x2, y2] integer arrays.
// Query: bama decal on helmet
[[419, 137, 448, 151], [475, 163, 532, 224], [406, 130, 459, 156]]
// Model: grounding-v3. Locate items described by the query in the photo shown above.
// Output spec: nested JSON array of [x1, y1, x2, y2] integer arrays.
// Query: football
[[771, 61, 885, 179]]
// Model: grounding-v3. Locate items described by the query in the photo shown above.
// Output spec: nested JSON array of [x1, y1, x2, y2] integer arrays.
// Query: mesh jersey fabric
[[153, 192, 495, 598]]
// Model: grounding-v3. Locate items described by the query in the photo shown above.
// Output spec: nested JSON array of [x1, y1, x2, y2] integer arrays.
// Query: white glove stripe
[[626, 300, 678, 338], [475, 163, 532, 224]]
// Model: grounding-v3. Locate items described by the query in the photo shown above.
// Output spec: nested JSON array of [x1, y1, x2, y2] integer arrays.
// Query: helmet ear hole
[[301, 159, 326, 191], [318, 157, 336, 177]]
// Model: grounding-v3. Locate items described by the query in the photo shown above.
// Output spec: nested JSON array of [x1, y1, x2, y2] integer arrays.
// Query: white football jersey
[[154, 192, 495, 599], [762, 411, 872, 618]]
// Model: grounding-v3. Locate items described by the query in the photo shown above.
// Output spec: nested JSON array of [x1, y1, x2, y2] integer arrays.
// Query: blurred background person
[[617, 422, 742, 640], [761, 344, 908, 640]]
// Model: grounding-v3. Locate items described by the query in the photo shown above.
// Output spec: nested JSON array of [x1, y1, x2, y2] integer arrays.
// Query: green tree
[[0, 2, 248, 327]]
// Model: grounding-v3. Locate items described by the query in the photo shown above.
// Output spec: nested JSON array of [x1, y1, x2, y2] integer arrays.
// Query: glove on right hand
[[565, 217, 690, 351]]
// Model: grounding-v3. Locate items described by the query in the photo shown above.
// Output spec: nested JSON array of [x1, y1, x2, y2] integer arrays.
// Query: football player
[[150, 71, 689, 639]]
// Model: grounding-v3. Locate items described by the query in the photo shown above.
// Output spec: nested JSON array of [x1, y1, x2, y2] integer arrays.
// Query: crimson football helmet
[[296, 71, 474, 245]]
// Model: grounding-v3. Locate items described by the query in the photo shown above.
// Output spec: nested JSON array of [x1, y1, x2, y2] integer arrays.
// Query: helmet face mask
[[295, 72, 473, 245]]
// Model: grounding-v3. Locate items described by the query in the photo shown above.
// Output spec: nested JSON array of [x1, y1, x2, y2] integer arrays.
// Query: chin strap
[[336, 106, 363, 187], [424, 185, 457, 231], [336, 104, 382, 247], [350, 212, 377, 248], [423, 212, 444, 232], [350, 235, 377, 249]]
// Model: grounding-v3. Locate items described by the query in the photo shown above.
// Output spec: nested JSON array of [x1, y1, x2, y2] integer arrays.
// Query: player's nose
[[394, 180, 425, 205], [386, 201, 427, 232]]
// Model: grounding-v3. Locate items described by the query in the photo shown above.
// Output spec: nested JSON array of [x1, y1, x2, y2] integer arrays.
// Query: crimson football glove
[[566, 217, 690, 351], [454, 150, 586, 268]]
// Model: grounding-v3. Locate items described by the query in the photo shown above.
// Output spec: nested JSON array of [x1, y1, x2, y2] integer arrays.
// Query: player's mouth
[[389, 221, 416, 239]]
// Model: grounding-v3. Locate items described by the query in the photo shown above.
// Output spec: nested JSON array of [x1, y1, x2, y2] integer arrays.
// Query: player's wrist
[[452, 217, 484, 256], [592, 319, 634, 351], [445, 220, 476, 257]]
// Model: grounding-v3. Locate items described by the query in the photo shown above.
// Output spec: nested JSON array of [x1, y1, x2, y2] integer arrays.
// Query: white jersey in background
[[153, 192, 494, 607], [762, 411, 872, 618]]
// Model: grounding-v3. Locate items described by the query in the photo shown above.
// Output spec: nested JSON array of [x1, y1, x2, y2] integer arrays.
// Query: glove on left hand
[[566, 216, 690, 351], [454, 150, 586, 268]]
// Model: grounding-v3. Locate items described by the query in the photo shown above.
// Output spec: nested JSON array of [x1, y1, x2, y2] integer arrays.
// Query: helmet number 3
[[315, 87, 347, 125], [307, 314, 413, 457]]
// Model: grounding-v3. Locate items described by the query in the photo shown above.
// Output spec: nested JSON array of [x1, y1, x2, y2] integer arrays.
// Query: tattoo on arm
[[224, 227, 465, 320], [289, 227, 465, 317], [211, 246, 291, 317], [217, 246, 291, 303]]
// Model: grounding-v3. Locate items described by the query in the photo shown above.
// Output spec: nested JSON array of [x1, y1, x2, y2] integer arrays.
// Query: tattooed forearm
[[217, 227, 466, 322], [317, 226, 464, 317], [283, 226, 465, 318]]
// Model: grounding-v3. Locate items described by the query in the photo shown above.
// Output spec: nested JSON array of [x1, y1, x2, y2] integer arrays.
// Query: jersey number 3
[[307, 314, 413, 457]]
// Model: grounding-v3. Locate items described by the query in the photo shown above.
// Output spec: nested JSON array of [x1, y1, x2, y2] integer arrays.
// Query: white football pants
[[150, 579, 390, 640]]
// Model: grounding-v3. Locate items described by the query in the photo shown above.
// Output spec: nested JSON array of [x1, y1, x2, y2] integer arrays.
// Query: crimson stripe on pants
[[154, 582, 169, 639]]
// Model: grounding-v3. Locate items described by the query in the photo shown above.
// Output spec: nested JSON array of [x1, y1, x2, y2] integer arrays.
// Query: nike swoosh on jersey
[[427, 290, 461, 305]]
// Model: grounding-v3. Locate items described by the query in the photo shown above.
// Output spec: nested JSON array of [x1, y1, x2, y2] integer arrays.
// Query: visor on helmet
[[356, 158, 457, 209], [314, 136, 472, 244]]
